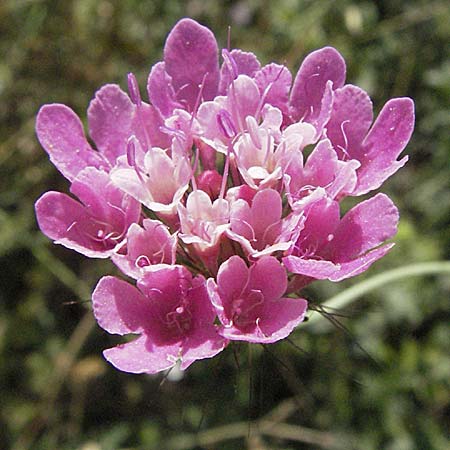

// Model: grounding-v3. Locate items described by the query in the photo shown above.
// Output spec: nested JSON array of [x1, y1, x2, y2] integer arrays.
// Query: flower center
[[231, 289, 264, 329], [165, 303, 192, 336]]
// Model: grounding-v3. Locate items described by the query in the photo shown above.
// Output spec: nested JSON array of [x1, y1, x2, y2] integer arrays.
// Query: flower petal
[[327, 244, 395, 282], [35, 191, 112, 258], [181, 326, 227, 370], [250, 188, 282, 238], [147, 61, 182, 117], [164, 18, 219, 111], [36, 104, 107, 181], [258, 297, 308, 343], [327, 193, 399, 262], [103, 335, 179, 374], [249, 256, 287, 301], [226, 75, 260, 129], [92, 276, 152, 335], [290, 47, 346, 124], [219, 49, 261, 94], [254, 63, 292, 116], [282, 256, 338, 279], [216, 255, 250, 303], [87, 84, 135, 165], [355, 97, 415, 194], [325, 84, 373, 160]]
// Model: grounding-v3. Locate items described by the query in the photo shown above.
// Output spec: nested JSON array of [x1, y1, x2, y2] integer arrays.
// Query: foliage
[[0, 1, 448, 449]]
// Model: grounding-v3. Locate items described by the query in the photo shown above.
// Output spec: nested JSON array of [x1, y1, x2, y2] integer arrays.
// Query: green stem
[[304, 261, 450, 328]]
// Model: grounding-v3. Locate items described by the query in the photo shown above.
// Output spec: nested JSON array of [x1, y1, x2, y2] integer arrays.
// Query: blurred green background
[[0, 1, 449, 449]]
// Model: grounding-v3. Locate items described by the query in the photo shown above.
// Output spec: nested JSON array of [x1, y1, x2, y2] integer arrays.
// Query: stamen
[[219, 142, 232, 200], [66, 221, 77, 233], [261, 219, 281, 244], [222, 49, 238, 80], [127, 73, 142, 107], [190, 72, 209, 129], [127, 73, 153, 151], [127, 136, 147, 183], [231, 218, 257, 243], [217, 109, 237, 140], [190, 160, 199, 193], [338, 120, 351, 160], [246, 116, 261, 148], [135, 255, 151, 268]]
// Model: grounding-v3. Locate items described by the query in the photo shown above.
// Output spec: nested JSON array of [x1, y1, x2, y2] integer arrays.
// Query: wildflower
[[35, 18, 414, 374], [93, 266, 226, 373], [111, 219, 177, 279], [207, 256, 307, 343], [35, 167, 140, 258]]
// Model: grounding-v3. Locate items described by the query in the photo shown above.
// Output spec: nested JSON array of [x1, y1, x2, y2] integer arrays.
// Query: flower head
[[35, 18, 414, 374]]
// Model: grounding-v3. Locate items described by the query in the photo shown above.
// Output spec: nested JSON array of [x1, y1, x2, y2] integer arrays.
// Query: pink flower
[[325, 88, 415, 195], [207, 256, 307, 343], [35, 167, 140, 258], [283, 192, 399, 282], [112, 219, 177, 279], [178, 190, 230, 270], [111, 138, 191, 217], [283, 139, 360, 204], [227, 188, 303, 259], [93, 265, 227, 373]]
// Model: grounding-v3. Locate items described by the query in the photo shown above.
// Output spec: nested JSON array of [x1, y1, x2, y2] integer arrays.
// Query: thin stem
[[303, 261, 450, 328]]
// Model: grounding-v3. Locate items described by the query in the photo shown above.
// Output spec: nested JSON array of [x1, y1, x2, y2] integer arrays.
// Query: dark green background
[[1, 1, 449, 449]]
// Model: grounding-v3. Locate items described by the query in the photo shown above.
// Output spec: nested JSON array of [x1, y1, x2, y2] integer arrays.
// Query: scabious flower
[[35, 18, 414, 375]]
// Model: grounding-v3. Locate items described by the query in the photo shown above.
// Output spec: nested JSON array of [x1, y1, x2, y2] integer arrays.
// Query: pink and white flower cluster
[[35, 19, 414, 374]]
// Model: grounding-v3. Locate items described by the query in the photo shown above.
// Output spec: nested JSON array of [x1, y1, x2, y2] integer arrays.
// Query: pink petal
[[186, 275, 217, 325], [328, 243, 395, 281], [255, 63, 292, 116], [70, 167, 140, 230], [137, 265, 192, 310], [216, 256, 250, 302], [112, 220, 176, 279], [250, 188, 282, 238], [36, 104, 107, 181], [258, 297, 308, 343], [282, 256, 338, 279], [355, 98, 414, 194], [219, 49, 261, 94], [87, 84, 135, 165], [92, 276, 152, 335], [249, 256, 287, 301], [290, 47, 346, 124], [181, 326, 227, 370], [164, 18, 219, 111], [218, 295, 307, 344], [303, 139, 338, 186], [297, 195, 340, 253], [229, 199, 252, 239], [325, 84, 373, 160], [327, 193, 399, 262], [147, 62, 182, 117], [207, 278, 231, 327], [70, 168, 115, 218], [226, 75, 260, 129], [103, 335, 179, 374], [138, 102, 171, 149], [35, 191, 112, 258]]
